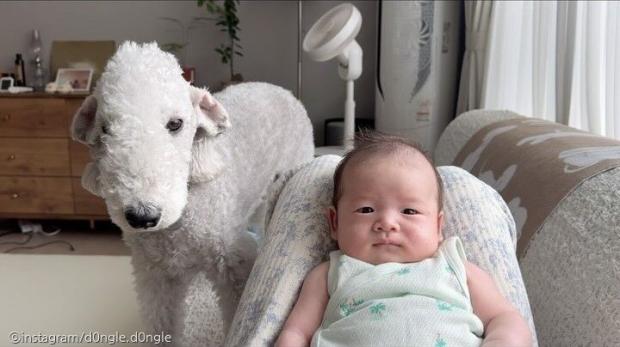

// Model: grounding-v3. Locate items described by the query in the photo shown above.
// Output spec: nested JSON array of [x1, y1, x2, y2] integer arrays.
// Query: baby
[[276, 132, 531, 347]]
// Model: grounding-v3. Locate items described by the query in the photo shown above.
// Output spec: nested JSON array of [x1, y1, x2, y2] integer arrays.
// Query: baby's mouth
[[373, 240, 400, 247]]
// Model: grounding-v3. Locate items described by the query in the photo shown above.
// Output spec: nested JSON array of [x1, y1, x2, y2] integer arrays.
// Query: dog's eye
[[101, 125, 109, 135], [166, 119, 183, 133]]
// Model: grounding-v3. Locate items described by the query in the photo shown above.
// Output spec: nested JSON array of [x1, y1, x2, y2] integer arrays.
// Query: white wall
[[0, 0, 377, 146]]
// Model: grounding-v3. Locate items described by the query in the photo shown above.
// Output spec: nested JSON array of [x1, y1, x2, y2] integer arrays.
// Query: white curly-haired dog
[[71, 41, 314, 346]]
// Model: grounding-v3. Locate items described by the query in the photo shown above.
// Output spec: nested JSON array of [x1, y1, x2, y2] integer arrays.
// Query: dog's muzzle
[[124, 203, 162, 229]]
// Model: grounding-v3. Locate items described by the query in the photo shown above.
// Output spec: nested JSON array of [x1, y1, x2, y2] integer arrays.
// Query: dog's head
[[71, 41, 231, 232]]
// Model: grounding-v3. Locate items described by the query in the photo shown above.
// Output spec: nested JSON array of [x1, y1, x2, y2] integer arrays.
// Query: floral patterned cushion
[[225, 155, 537, 347]]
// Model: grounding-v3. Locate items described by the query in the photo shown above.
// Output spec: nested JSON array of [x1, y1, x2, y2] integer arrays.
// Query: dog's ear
[[189, 86, 230, 183], [81, 162, 102, 197], [190, 86, 231, 137], [71, 95, 98, 145]]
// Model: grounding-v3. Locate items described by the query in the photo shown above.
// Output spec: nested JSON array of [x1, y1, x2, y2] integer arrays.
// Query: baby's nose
[[372, 214, 399, 232]]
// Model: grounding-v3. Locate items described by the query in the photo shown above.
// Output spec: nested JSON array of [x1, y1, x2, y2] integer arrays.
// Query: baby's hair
[[332, 130, 444, 211]]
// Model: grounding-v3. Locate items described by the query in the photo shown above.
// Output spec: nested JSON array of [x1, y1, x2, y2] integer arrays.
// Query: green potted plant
[[197, 0, 244, 87]]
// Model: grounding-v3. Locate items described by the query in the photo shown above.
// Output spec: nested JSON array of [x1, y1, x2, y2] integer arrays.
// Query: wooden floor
[[0, 219, 130, 255]]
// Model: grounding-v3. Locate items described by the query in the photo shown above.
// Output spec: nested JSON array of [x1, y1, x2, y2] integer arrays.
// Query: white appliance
[[375, 1, 461, 153], [0, 77, 33, 93]]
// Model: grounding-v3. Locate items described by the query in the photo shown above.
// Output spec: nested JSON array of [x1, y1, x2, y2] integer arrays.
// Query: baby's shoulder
[[301, 261, 329, 294], [306, 261, 329, 281]]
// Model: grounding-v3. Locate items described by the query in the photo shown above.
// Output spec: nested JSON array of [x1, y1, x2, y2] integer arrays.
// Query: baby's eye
[[355, 207, 374, 214], [402, 208, 419, 215]]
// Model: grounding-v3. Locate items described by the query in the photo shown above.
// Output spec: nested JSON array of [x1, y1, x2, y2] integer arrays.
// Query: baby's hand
[[480, 308, 532, 347], [275, 262, 330, 347]]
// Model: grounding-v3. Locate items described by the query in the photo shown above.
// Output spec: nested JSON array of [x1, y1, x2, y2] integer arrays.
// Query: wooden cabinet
[[0, 93, 107, 219]]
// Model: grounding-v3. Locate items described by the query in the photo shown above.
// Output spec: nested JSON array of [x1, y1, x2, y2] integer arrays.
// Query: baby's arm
[[275, 261, 329, 347], [466, 261, 532, 347]]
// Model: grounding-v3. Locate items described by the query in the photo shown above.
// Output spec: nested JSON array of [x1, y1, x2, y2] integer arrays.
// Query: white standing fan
[[303, 3, 363, 153]]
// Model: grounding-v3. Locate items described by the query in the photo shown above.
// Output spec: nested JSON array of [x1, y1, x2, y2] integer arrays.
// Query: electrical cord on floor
[[0, 232, 33, 246], [1, 220, 75, 253], [0, 230, 15, 238], [4, 240, 75, 253]]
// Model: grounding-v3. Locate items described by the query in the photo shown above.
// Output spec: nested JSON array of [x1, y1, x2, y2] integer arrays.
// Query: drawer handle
[[11, 193, 19, 199], [7, 154, 16, 161], [1, 114, 10, 122]]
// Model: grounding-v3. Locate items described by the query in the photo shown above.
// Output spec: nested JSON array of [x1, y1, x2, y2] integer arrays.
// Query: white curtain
[[456, 1, 492, 116], [459, 0, 620, 140]]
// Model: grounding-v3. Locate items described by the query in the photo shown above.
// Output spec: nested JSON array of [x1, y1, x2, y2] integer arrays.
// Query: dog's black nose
[[124, 204, 161, 229]]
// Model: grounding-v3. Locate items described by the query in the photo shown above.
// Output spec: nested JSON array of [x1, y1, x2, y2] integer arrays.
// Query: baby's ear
[[327, 207, 339, 240], [437, 211, 444, 242]]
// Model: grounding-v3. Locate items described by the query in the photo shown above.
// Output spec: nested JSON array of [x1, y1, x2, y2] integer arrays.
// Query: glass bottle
[[15, 54, 26, 86], [31, 29, 46, 91]]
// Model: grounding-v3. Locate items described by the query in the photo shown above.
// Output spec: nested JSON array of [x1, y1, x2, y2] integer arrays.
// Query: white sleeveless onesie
[[311, 237, 484, 347]]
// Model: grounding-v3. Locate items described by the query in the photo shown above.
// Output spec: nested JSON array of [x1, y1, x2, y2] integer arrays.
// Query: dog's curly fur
[[71, 42, 314, 346]]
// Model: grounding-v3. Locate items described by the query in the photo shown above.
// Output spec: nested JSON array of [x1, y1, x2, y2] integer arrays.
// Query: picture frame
[[50, 40, 116, 88], [55, 68, 93, 92]]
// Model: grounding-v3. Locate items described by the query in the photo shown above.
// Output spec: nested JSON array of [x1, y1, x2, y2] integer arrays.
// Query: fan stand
[[303, 3, 363, 154]]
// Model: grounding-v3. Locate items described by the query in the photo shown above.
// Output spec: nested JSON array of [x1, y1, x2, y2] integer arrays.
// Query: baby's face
[[328, 152, 443, 265]]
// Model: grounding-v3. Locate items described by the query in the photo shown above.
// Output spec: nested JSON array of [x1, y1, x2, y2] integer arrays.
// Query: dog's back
[[186, 82, 314, 234]]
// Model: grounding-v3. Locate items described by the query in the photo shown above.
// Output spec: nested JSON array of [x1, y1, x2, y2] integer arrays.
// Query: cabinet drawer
[[70, 141, 92, 177], [0, 98, 79, 137], [0, 177, 73, 214], [72, 178, 107, 216], [0, 138, 70, 176]]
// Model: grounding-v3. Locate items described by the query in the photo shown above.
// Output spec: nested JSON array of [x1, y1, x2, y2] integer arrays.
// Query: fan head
[[303, 3, 362, 62]]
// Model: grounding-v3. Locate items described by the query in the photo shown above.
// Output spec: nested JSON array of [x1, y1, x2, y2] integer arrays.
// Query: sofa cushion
[[450, 116, 620, 256]]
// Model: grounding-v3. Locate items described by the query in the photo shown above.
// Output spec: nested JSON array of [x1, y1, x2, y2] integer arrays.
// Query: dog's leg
[[225, 229, 258, 293], [175, 270, 226, 347], [131, 264, 176, 345]]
